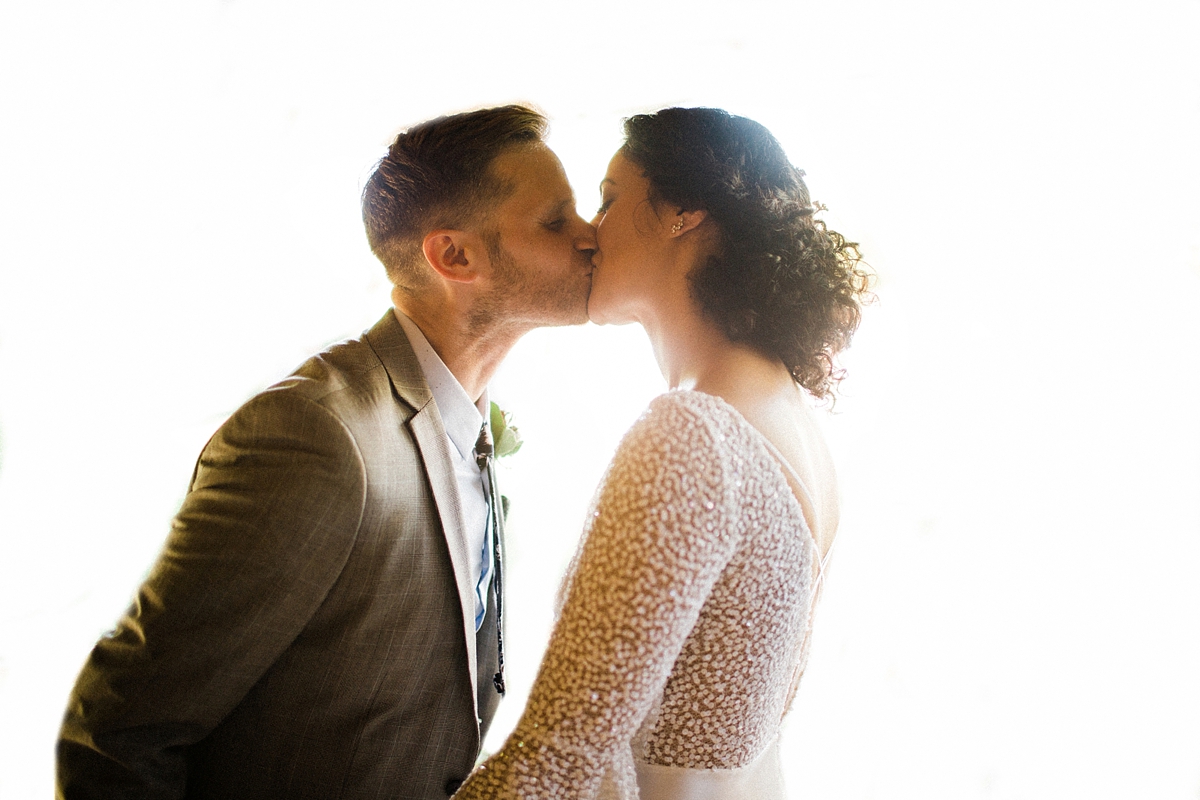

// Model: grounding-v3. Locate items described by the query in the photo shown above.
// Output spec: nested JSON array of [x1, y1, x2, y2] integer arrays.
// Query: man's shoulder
[[232, 312, 420, 431], [280, 333, 388, 403]]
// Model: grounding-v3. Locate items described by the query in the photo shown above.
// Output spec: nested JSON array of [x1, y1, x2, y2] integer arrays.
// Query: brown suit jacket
[[57, 310, 502, 799]]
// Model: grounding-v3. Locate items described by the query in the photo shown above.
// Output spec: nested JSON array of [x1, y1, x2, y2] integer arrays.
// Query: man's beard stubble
[[466, 232, 589, 336]]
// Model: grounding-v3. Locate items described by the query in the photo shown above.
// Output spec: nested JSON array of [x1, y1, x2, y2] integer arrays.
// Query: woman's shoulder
[[643, 389, 743, 427], [629, 390, 738, 440], [618, 390, 756, 466]]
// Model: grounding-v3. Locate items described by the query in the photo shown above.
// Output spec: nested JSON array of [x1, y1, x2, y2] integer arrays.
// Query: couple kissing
[[57, 104, 871, 800]]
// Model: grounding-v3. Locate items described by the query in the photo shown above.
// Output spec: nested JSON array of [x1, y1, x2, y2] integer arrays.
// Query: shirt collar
[[393, 309, 487, 462]]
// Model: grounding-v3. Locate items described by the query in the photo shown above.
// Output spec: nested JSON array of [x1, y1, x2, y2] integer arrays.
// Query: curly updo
[[622, 108, 872, 399]]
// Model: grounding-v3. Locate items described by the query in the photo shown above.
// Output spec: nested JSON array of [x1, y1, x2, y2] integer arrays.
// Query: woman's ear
[[667, 209, 707, 237], [422, 230, 481, 283]]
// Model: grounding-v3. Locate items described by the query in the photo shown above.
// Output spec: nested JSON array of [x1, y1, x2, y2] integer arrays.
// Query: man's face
[[471, 144, 597, 330]]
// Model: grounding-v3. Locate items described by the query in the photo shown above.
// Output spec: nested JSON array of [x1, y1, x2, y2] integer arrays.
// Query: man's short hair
[[362, 104, 548, 290]]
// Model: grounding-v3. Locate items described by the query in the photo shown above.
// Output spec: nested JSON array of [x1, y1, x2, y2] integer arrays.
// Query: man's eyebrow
[[542, 197, 574, 216], [599, 177, 615, 189]]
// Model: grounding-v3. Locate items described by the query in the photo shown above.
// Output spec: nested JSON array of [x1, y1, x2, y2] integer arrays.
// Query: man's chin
[[563, 303, 592, 327], [564, 281, 593, 326]]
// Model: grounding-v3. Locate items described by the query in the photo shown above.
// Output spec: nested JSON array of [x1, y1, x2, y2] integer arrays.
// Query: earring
[[671, 219, 684, 234]]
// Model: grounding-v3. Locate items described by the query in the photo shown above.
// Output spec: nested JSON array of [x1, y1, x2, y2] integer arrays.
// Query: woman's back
[[693, 349, 841, 560]]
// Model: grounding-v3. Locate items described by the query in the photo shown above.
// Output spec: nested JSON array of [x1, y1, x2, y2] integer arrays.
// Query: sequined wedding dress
[[455, 390, 831, 800]]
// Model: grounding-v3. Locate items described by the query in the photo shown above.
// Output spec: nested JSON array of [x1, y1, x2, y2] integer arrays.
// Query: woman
[[456, 107, 871, 799]]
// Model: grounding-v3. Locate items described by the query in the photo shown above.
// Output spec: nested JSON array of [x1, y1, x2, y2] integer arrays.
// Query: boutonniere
[[490, 401, 523, 458]]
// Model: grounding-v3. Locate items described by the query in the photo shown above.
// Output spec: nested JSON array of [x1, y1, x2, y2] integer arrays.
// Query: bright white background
[[2, 1, 1198, 798]]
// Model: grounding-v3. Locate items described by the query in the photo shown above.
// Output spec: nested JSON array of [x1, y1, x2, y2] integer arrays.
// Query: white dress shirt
[[393, 310, 493, 630]]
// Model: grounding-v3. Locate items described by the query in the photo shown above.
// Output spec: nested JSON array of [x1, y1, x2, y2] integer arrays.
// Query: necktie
[[474, 423, 506, 695]]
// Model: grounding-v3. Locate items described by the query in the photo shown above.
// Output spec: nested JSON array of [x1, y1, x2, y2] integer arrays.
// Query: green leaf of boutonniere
[[490, 401, 523, 458]]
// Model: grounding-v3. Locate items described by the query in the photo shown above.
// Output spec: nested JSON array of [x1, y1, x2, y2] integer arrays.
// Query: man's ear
[[422, 230, 482, 283]]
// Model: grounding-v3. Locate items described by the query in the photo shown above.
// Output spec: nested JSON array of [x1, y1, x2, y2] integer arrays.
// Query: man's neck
[[391, 301, 527, 402]]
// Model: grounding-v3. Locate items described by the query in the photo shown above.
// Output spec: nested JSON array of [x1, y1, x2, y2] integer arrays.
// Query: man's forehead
[[491, 144, 571, 200]]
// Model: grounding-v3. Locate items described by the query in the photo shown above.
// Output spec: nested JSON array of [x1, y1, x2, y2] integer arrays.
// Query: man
[[56, 105, 596, 799]]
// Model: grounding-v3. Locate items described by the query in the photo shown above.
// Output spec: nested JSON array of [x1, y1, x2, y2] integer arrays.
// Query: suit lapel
[[363, 309, 482, 719]]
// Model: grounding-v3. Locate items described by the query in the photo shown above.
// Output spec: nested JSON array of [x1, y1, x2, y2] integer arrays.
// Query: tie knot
[[474, 423, 493, 471]]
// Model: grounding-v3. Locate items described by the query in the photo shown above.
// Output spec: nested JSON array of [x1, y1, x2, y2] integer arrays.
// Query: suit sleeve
[[56, 389, 368, 800], [454, 394, 740, 799]]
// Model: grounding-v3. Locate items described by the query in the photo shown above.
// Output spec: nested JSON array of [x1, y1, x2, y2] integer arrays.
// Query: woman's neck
[[641, 300, 793, 401]]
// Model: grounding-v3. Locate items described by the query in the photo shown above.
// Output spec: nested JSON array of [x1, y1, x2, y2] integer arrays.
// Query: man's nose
[[574, 216, 598, 252]]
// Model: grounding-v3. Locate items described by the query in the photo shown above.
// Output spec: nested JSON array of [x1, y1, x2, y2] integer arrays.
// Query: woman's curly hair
[[622, 108, 873, 399]]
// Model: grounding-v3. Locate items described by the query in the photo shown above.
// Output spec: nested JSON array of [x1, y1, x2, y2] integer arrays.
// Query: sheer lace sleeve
[[454, 393, 746, 799]]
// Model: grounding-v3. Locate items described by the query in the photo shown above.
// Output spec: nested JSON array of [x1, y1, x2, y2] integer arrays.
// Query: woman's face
[[587, 152, 673, 326]]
